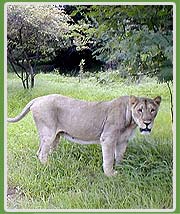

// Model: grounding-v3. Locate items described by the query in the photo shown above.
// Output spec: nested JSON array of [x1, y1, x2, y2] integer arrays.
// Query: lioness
[[8, 94, 161, 176]]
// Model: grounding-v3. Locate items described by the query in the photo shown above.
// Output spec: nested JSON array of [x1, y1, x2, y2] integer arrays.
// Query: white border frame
[[4, 2, 176, 213]]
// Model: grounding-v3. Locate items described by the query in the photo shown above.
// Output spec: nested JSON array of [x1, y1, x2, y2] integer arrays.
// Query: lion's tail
[[7, 99, 36, 123]]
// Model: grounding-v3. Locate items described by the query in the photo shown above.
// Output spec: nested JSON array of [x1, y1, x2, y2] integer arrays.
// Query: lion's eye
[[138, 109, 143, 113]]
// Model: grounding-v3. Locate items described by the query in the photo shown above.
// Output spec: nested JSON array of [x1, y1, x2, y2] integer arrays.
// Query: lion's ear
[[130, 96, 138, 106], [154, 96, 161, 105]]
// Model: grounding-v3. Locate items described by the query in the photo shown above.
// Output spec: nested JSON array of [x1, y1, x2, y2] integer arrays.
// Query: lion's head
[[130, 96, 161, 135]]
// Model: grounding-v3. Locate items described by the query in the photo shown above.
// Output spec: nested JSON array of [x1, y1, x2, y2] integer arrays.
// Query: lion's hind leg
[[32, 109, 59, 164], [49, 132, 61, 154], [36, 132, 61, 164], [34, 121, 58, 164], [37, 132, 57, 164]]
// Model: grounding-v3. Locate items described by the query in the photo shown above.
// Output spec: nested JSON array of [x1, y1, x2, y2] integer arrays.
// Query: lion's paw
[[105, 170, 118, 177]]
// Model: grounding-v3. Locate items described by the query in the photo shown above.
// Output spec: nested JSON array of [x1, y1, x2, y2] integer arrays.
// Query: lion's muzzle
[[139, 122, 152, 135], [139, 127, 151, 135]]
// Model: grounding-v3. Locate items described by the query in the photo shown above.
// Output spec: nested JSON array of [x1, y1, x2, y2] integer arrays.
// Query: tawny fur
[[8, 94, 161, 176]]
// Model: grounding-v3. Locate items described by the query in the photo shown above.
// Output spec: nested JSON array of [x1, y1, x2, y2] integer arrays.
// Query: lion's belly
[[62, 133, 100, 144], [58, 117, 104, 141], [57, 104, 107, 141]]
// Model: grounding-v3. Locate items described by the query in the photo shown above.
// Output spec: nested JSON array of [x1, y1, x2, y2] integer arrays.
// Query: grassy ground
[[6, 73, 173, 210]]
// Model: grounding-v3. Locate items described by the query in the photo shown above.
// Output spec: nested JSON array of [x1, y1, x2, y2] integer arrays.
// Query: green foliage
[[7, 4, 87, 88], [86, 5, 173, 83], [7, 5, 72, 53], [7, 73, 173, 209], [7, 4, 173, 89]]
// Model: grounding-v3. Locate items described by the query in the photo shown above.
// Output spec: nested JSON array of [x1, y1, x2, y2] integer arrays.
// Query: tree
[[7, 5, 73, 88], [86, 5, 173, 82]]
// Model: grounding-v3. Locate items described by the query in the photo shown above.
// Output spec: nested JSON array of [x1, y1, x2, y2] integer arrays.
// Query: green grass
[[7, 73, 173, 210]]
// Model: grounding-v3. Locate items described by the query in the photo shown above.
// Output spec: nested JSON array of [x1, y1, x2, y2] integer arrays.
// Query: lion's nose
[[144, 121, 151, 126]]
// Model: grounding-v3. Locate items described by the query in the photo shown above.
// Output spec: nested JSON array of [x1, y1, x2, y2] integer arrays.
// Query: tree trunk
[[31, 74, 35, 88], [166, 81, 173, 123], [26, 56, 35, 88], [8, 51, 36, 89], [8, 57, 27, 89], [25, 71, 29, 89]]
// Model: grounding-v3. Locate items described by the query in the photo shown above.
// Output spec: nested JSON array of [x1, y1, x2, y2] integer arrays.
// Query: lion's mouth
[[139, 127, 151, 134]]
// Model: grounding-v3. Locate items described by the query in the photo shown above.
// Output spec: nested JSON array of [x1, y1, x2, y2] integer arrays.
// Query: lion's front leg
[[115, 141, 128, 166], [100, 135, 117, 177], [115, 125, 136, 165]]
